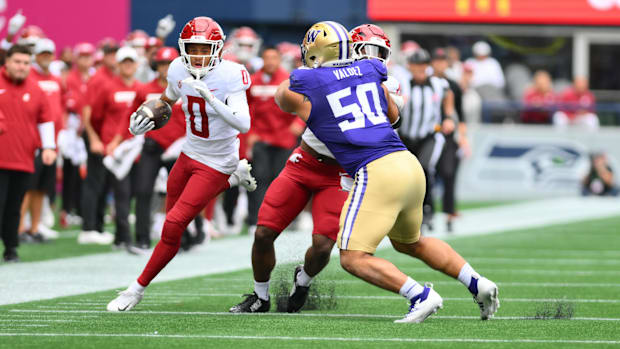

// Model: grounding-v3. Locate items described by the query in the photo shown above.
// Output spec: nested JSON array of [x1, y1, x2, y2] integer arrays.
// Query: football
[[136, 99, 172, 130]]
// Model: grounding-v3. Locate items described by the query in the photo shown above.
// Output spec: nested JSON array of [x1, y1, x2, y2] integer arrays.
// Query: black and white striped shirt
[[400, 76, 449, 140]]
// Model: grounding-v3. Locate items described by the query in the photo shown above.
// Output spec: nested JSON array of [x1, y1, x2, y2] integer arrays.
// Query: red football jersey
[[558, 87, 596, 120], [30, 66, 66, 138], [0, 68, 53, 173], [65, 67, 92, 116], [247, 67, 304, 149], [93, 76, 141, 145], [120, 78, 186, 149]]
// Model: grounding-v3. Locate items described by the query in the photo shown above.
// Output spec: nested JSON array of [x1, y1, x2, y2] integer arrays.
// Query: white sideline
[[7, 309, 620, 322], [1, 197, 619, 306], [0, 332, 619, 344]]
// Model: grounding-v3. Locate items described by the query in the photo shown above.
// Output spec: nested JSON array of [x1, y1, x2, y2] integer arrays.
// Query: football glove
[[8, 10, 26, 36], [183, 77, 216, 104], [129, 112, 154, 136], [156, 14, 176, 39]]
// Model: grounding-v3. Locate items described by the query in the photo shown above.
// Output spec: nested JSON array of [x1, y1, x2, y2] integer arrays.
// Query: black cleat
[[229, 292, 270, 313], [3, 248, 19, 263], [287, 265, 310, 313]]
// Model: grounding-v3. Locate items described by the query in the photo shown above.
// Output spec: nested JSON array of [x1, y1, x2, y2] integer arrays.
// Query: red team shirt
[[521, 88, 556, 124], [247, 67, 304, 149], [121, 79, 185, 149], [30, 66, 65, 138], [0, 67, 53, 173], [65, 68, 92, 116], [85, 65, 116, 136], [91, 76, 141, 145], [557, 87, 596, 120]]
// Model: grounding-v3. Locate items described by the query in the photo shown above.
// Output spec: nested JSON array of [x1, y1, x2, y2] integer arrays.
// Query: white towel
[[103, 136, 145, 180]]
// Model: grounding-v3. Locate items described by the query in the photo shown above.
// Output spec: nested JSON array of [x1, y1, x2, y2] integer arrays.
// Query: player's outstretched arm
[[275, 80, 310, 122]]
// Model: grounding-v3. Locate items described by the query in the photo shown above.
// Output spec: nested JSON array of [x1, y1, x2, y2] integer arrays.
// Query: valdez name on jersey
[[164, 57, 251, 174]]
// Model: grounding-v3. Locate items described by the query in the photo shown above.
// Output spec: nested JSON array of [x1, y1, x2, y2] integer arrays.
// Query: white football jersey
[[165, 58, 251, 174]]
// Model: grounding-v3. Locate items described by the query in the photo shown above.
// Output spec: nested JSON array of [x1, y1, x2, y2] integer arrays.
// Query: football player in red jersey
[[107, 17, 256, 312], [227, 26, 263, 74]]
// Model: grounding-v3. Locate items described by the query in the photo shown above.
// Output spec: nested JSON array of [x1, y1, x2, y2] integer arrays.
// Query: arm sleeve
[[38, 121, 56, 149], [210, 90, 251, 133]]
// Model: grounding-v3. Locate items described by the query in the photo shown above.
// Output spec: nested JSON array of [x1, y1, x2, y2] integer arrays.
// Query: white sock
[[128, 280, 145, 294], [398, 277, 425, 301], [227, 174, 239, 187], [254, 281, 270, 300], [296, 267, 314, 287], [457, 263, 480, 288]]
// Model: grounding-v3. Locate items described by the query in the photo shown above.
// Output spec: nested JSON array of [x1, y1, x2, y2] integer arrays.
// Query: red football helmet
[[17, 25, 45, 46], [155, 46, 179, 62], [350, 24, 391, 65], [229, 26, 261, 62], [178, 17, 226, 77], [146, 37, 164, 50]]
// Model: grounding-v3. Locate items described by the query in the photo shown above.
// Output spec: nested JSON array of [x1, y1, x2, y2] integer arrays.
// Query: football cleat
[[106, 290, 143, 312], [229, 292, 270, 313], [287, 265, 310, 313], [78, 231, 113, 245], [394, 283, 443, 323], [233, 159, 257, 192], [473, 277, 500, 320]]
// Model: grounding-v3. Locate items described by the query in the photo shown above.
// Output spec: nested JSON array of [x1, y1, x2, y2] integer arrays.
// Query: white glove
[[390, 92, 405, 113], [156, 14, 175, 39], [129, 112, 155, 136], [183, 77, 216, 104], [8, 10, 26, 36]]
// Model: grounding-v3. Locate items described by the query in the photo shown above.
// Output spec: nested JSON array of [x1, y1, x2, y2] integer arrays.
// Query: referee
[[399, 48, 456, 232]]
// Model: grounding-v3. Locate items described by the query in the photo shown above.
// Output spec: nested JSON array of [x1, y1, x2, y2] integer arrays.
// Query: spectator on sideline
[[60, 42, 96, 227], [465, 41, 505, 90], [18, 39, 66, 242], [246, 46, 304, 234], [460, 62, 482, 124], [431, 48, 470, 232], [445, 46, 463, 83], [582, 152, 617, 196], [78, 40, 119, 245], [0, 45, 57, 262], [521, 70, 556, 124], [80, 46, 141, 247], [553, 76, 599, 130]]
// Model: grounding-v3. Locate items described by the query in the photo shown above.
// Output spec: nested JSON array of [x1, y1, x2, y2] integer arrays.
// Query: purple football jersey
[[289, 59, 406, 175]]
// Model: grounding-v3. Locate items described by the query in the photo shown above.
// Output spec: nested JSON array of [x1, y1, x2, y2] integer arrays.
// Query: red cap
[[155, 46, 179, 62], [74, 42, 96, 56]]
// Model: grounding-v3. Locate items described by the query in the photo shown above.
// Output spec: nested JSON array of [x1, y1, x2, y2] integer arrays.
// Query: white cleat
[[107, 290, 143, 312], [77, 231, 114, 245], [474, 277, 500, 320], [233, 159, 257, 192], [395, 283, 443, 323]]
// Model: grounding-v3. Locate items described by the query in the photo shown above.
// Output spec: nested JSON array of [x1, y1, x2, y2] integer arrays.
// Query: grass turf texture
[[1, 215, 619, 348]]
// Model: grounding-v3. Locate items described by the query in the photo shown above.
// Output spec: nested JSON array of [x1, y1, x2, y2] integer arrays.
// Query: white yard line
[[8, 309, 620, 322], [1, 197, 619, 306], [0, 332, 619, 344]]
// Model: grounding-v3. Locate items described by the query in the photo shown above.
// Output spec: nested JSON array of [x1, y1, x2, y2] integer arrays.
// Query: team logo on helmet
[[306, 29, 320, 44]]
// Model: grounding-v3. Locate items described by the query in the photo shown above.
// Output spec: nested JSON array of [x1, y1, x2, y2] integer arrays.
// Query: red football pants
[[138, 153, 230, 286]]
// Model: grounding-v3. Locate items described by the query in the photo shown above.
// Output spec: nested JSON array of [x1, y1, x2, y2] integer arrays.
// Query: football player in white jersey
[[107, 17, 257, 312], [229, 22, 406, 314]]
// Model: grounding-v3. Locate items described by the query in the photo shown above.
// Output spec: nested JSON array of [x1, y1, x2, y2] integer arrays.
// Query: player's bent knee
[[254, 226, 278, 245]]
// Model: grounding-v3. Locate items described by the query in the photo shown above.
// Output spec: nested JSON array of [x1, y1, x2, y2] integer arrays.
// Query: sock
[[227, 173, 239, 187], [137, 219, 185, 287], [296, 267, 314, 287], [398, 277, 425, 301], [457, 263, 481, 295], [254, 281, 270, 300], [128, 280, 146, 294]]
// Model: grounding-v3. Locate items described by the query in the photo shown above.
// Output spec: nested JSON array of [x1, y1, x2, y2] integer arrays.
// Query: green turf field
[[1, 215, 619, 348]]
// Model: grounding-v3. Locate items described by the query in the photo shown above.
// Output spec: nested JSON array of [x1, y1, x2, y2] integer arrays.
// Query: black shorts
[[27, 151, 57, 196]]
